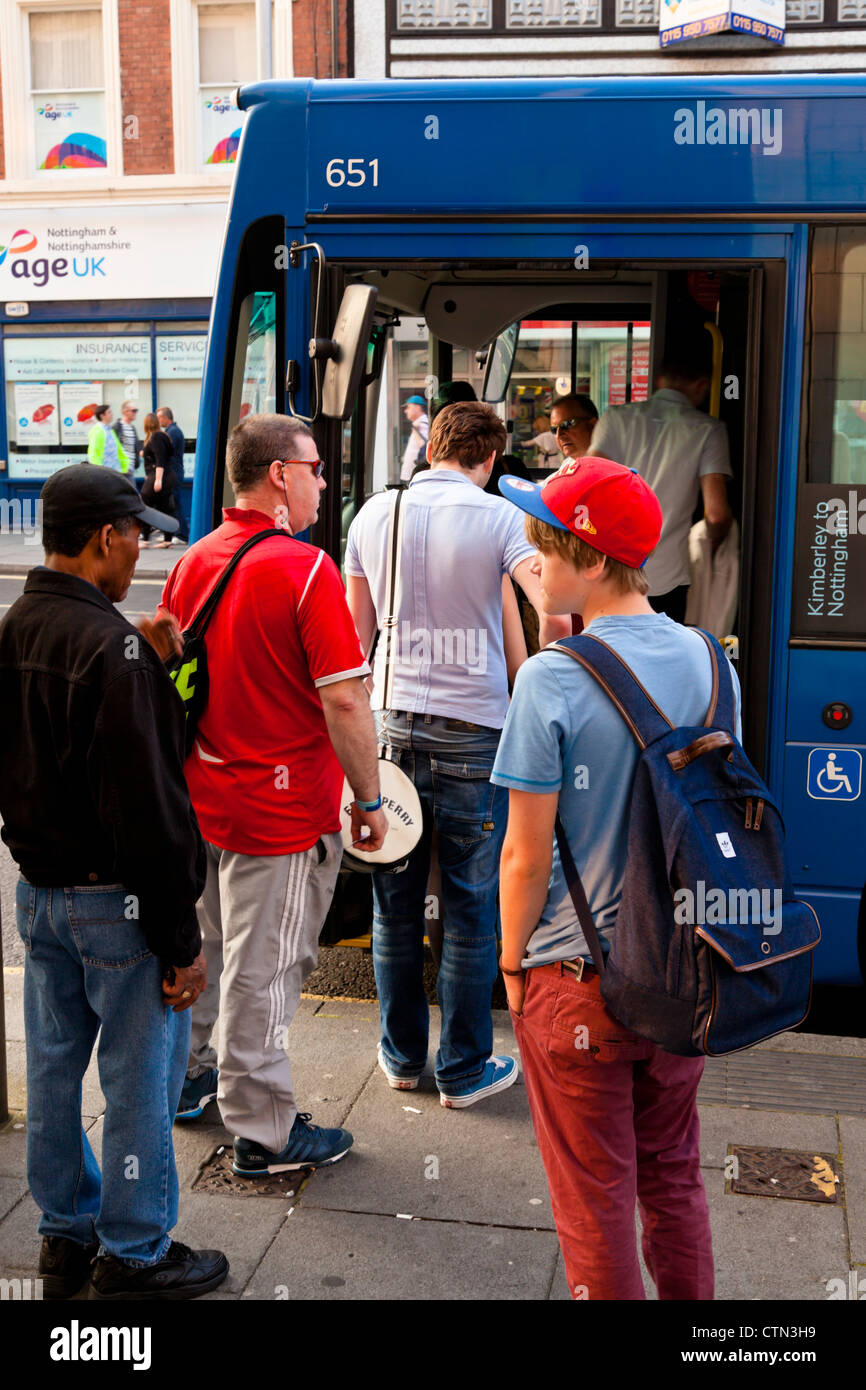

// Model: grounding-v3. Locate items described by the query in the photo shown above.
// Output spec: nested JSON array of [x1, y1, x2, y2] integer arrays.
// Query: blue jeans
[[15, 880, 189, 1265], [372, 711, 507, 1093]]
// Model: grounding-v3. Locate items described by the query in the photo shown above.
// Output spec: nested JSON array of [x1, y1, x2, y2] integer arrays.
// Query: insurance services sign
[[0, 203, 227, 303], [660, 0, 785, 46]]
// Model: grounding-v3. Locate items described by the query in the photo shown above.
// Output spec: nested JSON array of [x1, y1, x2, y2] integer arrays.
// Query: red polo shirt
[[158, 509, 369, 855]]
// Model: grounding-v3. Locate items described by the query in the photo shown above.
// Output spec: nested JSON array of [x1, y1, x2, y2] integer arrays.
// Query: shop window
[[4, 332, 152, 481], [155, 331, 208, 480], [508, 0, 601, 26], [197, 1, 256, 170], [397, 2, 492, 26], [506, 319, 650, 461], [29, 8, 107, 174]]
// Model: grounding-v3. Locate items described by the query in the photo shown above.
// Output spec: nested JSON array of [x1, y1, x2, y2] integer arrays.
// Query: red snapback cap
[[499, 455, 663, 568]]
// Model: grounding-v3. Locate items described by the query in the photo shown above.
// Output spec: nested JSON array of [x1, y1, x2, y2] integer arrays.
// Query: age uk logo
[[0, 229, 37, 267]]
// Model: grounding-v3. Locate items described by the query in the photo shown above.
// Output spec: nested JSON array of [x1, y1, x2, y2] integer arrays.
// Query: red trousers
[[513, 962, 715, 1301]]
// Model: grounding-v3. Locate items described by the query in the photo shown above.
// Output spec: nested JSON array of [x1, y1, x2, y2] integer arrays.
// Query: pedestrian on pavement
[[400, 394, 430, 481], [158, 413, 387, 1177], [345, 401, 570, 1108], [87, 404, 129, 474], [589, 355, 733, 622], [0, 464, 227, 1301], [157, 406, 189, 541], [493, 455, 741, 1300], [140, 412, 178, 548], [111, 400, 141, 483], [525, 414, 560, 470]]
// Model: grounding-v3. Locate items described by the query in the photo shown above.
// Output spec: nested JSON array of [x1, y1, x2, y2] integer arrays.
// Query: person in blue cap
[[401, 394, 430, 481]]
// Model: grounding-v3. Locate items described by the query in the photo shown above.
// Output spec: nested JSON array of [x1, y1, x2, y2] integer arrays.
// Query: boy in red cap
[[492, 455, 741, 1301]]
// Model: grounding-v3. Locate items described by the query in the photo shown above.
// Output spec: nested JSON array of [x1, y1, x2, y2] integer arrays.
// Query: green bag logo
[[170, 656, 197, 711]]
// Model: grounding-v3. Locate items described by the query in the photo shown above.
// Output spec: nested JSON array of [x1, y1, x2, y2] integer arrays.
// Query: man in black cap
[[0, 465, 228, 1301]]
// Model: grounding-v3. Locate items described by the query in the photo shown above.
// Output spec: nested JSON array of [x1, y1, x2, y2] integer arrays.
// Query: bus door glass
[[786, 225, 866, 984]]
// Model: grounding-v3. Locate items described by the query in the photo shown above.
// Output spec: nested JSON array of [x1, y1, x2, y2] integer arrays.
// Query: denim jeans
[[15, 880, 189, 1265], [372, 711, 507, 1092]]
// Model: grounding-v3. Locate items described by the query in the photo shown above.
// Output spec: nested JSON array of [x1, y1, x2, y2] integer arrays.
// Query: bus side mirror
[[482, 320, 520, 403], [318, 285, 379, 419]]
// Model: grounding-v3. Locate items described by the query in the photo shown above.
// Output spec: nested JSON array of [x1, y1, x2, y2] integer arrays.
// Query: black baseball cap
[[40, 465, 179, 533]]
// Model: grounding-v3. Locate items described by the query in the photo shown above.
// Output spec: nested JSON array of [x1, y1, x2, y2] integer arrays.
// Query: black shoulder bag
[[167, 528, 290, 753]]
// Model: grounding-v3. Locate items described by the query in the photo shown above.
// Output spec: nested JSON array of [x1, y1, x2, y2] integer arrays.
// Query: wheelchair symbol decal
[[807, 748, 862, 802]]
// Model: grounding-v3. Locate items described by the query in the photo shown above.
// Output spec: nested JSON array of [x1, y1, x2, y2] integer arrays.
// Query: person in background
[[157, 407, 189, 542], [526, 414, 560, 470], [431, 380, 477, 419], [400, 395, 430, 482], [87, 405, 129, 474], [141, 413, 178, 549], [111, 401, 141, 484], [550, 395, 599, 465], [589, 356, 733, 622], [0, 464, 227, 1301]]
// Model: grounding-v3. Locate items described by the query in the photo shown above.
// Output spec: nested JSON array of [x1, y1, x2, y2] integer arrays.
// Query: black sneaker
[[233, 1112, 353, 1176], [87, 1241, 229, 1301], [39, 1235, 100, 1300]]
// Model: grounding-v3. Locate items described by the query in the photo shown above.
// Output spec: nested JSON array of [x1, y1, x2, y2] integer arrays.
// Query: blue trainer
[[232, 1113, 354, 1176], [175, 1068, 219, 1121], [439, 1055, 519, 1109]]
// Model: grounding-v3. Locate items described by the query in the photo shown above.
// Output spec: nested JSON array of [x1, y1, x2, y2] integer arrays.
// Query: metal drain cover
[[728, 1147, 841, 1203], [192, 1146, 315, 1199]]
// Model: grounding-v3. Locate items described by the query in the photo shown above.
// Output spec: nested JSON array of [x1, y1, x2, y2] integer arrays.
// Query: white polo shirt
[[345, 469, 535, 729], [590, 389, 732, 595]]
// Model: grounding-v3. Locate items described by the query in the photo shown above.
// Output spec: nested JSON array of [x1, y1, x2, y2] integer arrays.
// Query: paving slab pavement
[[1, 971, 864, 1302]]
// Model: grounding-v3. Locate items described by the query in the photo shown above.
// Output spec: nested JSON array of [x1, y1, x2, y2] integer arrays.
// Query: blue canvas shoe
[[439, 1055, 518, 1109], [175, 1068, 219, 1121], [232, 1112, 354, 1176]]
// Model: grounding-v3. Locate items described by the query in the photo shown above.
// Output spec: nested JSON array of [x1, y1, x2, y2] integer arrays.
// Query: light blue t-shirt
[[491, 613, 742, 967], [345, 469, 535, 729]]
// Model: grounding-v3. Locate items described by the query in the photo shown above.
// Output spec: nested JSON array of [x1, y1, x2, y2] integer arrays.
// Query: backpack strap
[[186, 528, 291, 640], [549, 634, 674, 750], [554, 815, 608, 975], [381, 487, 405, 710], [693, 629, 737, 736]]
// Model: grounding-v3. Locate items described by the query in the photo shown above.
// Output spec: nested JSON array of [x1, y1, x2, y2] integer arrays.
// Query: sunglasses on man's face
[[282, 457, 325, 478], [553, 416, 595, 433]]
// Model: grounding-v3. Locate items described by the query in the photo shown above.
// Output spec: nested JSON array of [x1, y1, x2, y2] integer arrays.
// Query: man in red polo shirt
[[158, 413, 386, 1177]]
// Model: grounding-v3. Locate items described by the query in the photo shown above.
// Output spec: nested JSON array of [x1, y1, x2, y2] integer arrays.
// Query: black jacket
[[0, 568, 204, 966], [142, 430, 173, 477]]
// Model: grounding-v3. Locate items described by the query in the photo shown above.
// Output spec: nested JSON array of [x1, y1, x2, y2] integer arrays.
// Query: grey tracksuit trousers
[[187, 832, 342, 1151]]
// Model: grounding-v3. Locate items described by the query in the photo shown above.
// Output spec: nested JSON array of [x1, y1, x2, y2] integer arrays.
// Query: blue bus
[[193, 76, 866, 986]]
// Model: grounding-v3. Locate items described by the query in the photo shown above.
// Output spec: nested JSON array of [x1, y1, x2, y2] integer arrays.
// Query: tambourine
[[339, 756, 423, 874]]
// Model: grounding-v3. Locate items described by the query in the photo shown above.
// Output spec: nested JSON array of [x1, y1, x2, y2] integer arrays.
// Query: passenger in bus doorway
[[157, 415, 387, 1178], [589, 355, 733, 623], [549, 395, 599, 465], [345, 401, 571, 1108]]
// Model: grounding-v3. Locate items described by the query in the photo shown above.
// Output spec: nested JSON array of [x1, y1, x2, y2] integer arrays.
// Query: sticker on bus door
[[806, 748, 862, 801]]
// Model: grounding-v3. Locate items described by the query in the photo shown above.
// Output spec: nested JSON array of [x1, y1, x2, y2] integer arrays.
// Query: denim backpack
[[551, 631, 821, 1057]]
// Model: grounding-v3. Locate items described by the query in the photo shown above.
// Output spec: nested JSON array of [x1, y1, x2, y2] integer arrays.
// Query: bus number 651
[[326, 157, 379, 187]]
